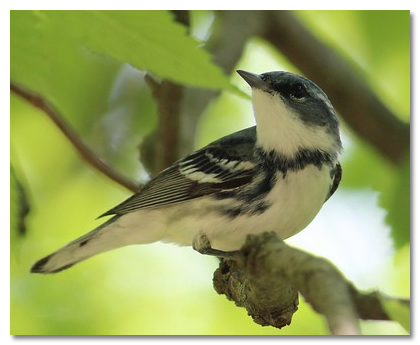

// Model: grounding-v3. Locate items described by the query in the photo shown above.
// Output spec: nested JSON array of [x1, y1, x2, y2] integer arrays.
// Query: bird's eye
[[289, 84, 307, 101]]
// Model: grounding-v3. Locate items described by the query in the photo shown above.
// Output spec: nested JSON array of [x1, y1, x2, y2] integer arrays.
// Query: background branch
[[10, 82, 140, 193], [142, 76, 184, 173]]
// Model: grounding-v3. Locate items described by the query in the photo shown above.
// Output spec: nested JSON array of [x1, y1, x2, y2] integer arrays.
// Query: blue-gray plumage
[[31, 70, 342, 274]]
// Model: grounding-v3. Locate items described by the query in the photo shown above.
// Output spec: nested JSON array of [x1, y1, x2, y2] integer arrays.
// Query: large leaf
[[10, 10, 229, 91], [10, 10, 124, 129]]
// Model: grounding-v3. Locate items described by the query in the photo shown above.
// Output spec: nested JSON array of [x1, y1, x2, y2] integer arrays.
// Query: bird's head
[[237, 70, 342, 158]]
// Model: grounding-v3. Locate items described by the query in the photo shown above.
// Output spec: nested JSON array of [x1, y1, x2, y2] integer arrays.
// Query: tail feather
[[31, 216, 122, 274]]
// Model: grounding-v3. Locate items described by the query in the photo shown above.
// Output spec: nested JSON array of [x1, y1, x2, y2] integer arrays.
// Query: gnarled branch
[[210, 232, 409, 335]]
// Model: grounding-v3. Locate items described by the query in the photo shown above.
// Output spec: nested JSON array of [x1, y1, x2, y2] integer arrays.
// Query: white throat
[[251, 89, 338, 157]]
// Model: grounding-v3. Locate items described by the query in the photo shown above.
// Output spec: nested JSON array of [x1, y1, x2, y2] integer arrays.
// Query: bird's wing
[[101, 127, 257, 216], [325, 162, 342, 202]]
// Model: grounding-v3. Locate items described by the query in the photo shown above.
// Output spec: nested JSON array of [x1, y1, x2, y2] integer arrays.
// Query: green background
[[10, 10, 410, 335]]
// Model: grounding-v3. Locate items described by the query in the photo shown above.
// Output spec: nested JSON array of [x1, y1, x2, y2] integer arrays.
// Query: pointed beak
[[237, 70, 269, 91]]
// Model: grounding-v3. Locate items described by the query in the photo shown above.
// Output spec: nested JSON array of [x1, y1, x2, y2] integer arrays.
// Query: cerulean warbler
[[31, 70, 342, 274]]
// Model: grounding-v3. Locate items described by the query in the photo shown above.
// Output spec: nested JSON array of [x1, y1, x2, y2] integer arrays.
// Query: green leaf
[[382, 154, 410, 249], [341, 132, 410, 249], [11, 10, 229, 91], [379, 295, 410, 333], [10, 10, 124, 127]]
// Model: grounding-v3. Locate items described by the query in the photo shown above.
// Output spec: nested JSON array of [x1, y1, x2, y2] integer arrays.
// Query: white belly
[[161, 164, 332, 251]]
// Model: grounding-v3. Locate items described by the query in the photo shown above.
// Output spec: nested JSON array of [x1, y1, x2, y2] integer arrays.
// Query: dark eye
[[289, 84, 307, 100]]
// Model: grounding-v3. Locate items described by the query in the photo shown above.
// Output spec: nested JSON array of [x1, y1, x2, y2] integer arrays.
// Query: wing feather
[[325, 162, 342, 201], [101, 127, 257, 216]]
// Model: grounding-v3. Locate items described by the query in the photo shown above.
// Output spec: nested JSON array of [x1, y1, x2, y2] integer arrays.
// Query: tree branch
[[143, 76, 184, 173], [213, 257, 299, 329], [153, 11, 188, 172], [260, 11, 410, 165], [210, 232, 409, 335], [10, 82, 140, 193]]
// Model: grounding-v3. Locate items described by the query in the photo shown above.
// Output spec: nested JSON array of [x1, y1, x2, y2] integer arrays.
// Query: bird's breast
[[263, 164, 332, 238]]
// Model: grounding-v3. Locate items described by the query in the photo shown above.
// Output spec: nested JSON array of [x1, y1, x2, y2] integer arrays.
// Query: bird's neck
[[252, 90, 341, 159]]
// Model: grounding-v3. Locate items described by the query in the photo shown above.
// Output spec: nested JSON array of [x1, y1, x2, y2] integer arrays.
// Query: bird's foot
[[192, 234, 238, 260]]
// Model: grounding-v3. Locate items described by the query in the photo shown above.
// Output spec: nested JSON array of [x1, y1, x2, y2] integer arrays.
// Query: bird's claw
[[192, 234, 238, 260]]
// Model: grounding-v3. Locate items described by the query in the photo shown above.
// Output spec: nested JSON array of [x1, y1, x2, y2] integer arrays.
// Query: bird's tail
[[31, 216, 129, 274]]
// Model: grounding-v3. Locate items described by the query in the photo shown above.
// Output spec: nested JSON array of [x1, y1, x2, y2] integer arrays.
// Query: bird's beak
[[237, 70, 269, 91]]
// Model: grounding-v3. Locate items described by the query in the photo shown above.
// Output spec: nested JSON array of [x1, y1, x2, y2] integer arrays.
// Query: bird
[[31, 70, 342, 274]]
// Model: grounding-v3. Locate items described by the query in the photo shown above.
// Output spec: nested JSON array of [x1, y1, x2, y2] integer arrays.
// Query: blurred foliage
[[10, 165, 30, 252], [10, 10, 409, 335], [379, 294, 410, 333], [382, 155, 410, 248], [296, 10, 410, 119]]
